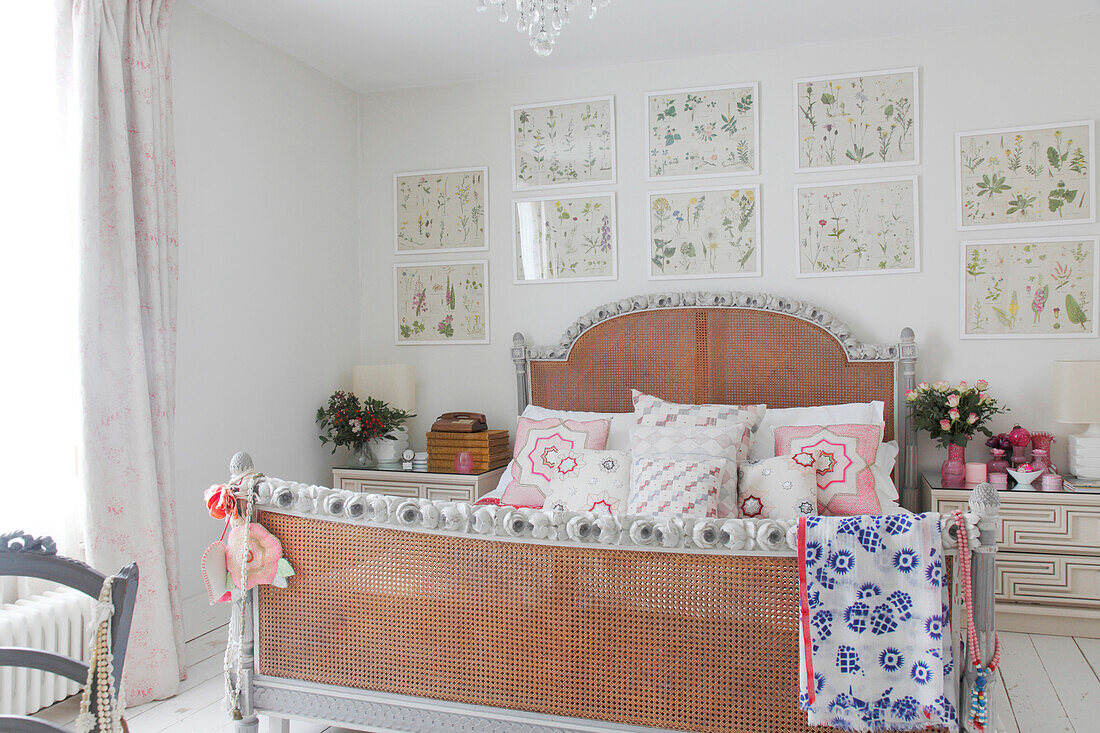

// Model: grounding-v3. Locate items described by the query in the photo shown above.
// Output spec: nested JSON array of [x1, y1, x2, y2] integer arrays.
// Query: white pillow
[[872, 439, 901, 511], [542, 449, 631, 514], [486, 406, 634, 500], [751, 401, 884, 461]]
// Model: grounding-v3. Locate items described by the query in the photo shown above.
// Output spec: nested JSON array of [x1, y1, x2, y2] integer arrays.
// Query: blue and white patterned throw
[[798, 513, 957, 732]]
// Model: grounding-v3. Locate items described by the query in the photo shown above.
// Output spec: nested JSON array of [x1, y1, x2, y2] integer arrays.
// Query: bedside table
[[921, 470, 1100, 637], [331, 465, 504, 503]]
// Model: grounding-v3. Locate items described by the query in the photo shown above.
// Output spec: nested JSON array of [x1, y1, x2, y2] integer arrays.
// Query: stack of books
[[426, 429, 511, 473], [1063, 475, 1100, 493]]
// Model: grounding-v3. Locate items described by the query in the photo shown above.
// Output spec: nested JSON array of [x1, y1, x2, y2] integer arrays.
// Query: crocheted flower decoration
[[226, 524, 294, 592], [204, 483, 236, 520]]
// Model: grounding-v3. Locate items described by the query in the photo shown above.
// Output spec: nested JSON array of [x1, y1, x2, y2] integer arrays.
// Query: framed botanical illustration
[[394, 260, 489, 345], [513, 193, 616, 284], [511, 95, 616, 191], [794, 176, 920, 278], [393, 167, 488, 254], [961, 237, 1097, 339], [647, 185, 761, 280], [794, 67, 919, 172], [956, 120, 1094, 231], [645, 82, 759, 180]]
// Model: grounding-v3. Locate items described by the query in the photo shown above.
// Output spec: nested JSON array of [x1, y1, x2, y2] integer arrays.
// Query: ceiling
[[187, 0, 1100, 94]]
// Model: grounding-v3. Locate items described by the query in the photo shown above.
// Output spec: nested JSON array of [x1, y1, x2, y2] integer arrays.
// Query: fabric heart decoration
[[202, 524, 294, 603]]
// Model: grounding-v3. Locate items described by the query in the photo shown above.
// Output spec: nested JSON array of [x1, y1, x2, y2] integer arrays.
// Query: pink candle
[[965, 462, 987, 484]]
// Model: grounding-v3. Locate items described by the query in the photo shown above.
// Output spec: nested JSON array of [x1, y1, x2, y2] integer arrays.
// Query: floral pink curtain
[[64, 0, 185, 702]]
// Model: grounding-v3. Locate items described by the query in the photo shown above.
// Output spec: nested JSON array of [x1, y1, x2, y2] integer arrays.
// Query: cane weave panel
[[529, 308, 896, 441], [258, 512, 847, 733]]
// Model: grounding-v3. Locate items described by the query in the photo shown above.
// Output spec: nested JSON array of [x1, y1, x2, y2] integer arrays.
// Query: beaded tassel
[[75, 577, 124, 733], [952, 510, 1001, 733]]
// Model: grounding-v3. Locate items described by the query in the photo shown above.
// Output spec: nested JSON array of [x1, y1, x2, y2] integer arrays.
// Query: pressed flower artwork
[[957, 122, 1094, 230], [795, 67, 918, 171], [796, 176, 920, 277], [648, 186, 760, 279], [513, 193, 616, 283], [394, 168, 487, 254], [962, 238, 1097, 339], [646, 83, 759, 179], [394, 261, 488, 344], [512, 96, 615, 190]]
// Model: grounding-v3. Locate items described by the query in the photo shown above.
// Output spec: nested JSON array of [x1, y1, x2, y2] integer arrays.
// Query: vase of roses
[[907, 379, 1008, 486], [316, 391, 415, 467]]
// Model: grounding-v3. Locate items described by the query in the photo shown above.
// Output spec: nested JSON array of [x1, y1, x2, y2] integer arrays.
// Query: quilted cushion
[[542, 449, 631, 515], [773, 423, 883, 515], [628, 456, 728, 518], [629, 424, 747, 517], [631, 390, 766, 432], [736, 454, 819, 519], [500, 417, 611, 508]]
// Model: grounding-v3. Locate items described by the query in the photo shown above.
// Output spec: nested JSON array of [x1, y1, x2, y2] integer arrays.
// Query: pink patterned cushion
[[736, 455, 818, 519], [499, 417, 611, 508], [628, 456, 728, 518], [542, 449, 631, 515], [631, 389, 766, 431], [773, 423, 883, 515], [629, 424, 748, 517]]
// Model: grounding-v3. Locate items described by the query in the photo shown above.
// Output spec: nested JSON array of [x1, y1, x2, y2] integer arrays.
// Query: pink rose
[[957, 380, 969, 389], [979, 393, 991, 404], [939, 419, 952, 431], [933, 380, 949, 390], [967, 412, 979, 425], [948, 408, 961, 421], [905, 389, 917, 401], [918, 381, 929, 390], [946, 393, 960, 407], [976, 379, 989, 391]]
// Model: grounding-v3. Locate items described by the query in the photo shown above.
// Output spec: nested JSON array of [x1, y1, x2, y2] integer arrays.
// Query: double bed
[[221, 291, 1000, 733]]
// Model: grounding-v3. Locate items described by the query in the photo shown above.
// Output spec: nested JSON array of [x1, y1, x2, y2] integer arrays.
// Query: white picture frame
[[960, 236, 1098, 340], [393, 167, 489, 255], [793, 66, 919, 172], [644, 82, 760, 181], [645, 184, 762, 280], [793, 175, 921, 278], [393, 260, 489, 345], [511, 95, 616, 191], [955, 120, 1095, 231], [512, 192, 617, 285]]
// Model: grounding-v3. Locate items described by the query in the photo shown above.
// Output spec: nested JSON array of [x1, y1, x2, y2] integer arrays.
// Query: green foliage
[[976, 172, 1011, 198], [1006, 192, 1036, 216], [1048, 181, 1078, 214], [1066, 293, 1089, 329], [316, 391, 415, 454], [908, 382, 1008, 449]]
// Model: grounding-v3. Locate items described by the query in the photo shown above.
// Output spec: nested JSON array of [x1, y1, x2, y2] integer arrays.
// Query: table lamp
[[352, 364, 416, 464], [1053, 360, 1100, 479]]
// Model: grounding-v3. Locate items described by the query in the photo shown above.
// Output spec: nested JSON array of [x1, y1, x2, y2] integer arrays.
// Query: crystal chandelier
[[477, 1, 612, 57]]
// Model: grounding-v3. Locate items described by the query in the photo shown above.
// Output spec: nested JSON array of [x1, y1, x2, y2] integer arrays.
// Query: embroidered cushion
[[541, 449, 631, 515], [736, 455, 818, 519], [628, 456, 728, 518], [629, 424, 747, 517], [499, 417, 611, 508], [774, 423, 883, 515], [631, 390, 766, 432]]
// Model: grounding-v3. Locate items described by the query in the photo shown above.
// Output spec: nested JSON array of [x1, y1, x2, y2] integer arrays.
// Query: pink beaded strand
[[952, 510, 1001, 731]]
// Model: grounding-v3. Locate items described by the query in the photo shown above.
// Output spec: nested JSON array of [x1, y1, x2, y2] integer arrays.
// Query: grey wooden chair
[[0, 531, 139, 732]]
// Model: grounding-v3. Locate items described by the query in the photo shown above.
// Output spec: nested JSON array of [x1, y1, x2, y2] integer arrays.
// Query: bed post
[[963, 482, 1000, 731], [228, 452, 259, 733], [512, 331, 529, 414], [898, 327, 919, 511]]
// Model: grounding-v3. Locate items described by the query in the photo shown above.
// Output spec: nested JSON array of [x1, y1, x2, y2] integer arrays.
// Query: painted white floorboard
[[1078, 636, 1100, 678], [1030, 633, 1100, 732], [995, 667, 1019, 733], [998, 631, 1074, 732]]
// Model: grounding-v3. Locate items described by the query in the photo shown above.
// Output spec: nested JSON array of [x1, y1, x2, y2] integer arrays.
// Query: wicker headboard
[[510, 291, 920, 509]]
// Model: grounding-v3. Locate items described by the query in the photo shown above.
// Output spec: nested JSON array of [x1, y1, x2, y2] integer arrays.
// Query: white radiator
[[0, 587, 93, 715]]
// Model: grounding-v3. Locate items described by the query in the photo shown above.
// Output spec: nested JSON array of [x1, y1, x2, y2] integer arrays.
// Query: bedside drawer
[[930, 491, 1100, 555], [424, 484, 474, 502], [995, 553, 1100, 609], [339, 478, 421, 498]]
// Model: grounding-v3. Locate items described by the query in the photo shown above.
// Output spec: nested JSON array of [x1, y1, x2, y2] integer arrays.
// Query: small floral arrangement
[[906, 379, 1008, 448], [315, 391, 415, 453]]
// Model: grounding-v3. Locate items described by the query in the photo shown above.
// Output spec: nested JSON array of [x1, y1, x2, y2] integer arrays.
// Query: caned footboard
[[223, 460, 997, 733]]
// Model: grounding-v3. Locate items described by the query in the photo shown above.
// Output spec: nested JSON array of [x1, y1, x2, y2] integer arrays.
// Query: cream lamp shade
[[1053, 360, 1100, 479], [353, 364, 416, 413]]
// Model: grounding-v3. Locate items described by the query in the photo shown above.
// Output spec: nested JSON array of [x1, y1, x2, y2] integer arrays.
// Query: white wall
[[358, 13, 1100, 472], [172, 2, 360, 606]]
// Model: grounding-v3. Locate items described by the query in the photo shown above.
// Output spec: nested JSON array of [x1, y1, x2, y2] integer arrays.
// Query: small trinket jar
[[1040, 473, 1063, 492], [990, 473, 1008, 490]]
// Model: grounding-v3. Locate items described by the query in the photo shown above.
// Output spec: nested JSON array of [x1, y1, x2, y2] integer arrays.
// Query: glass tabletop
[[335, 463, 503, 476], [921, 469, 1050, 493]]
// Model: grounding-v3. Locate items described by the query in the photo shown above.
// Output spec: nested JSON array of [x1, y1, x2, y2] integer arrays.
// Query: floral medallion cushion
[[736, 455, 818, 519], [541, 449, 631, 515], [773, 423, 883, 515], [499, 417, 611, 508], [629, 423, 747, 517], [631, 390, 766, 432], [628, 456, 729, 518]]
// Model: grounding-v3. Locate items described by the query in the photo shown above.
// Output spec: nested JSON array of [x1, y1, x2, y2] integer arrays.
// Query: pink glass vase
[[941, 443, 967, 487], [454, 450, 475, 474], [986, 448, 1009, 476], [1031, 432, 1056, 473]]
